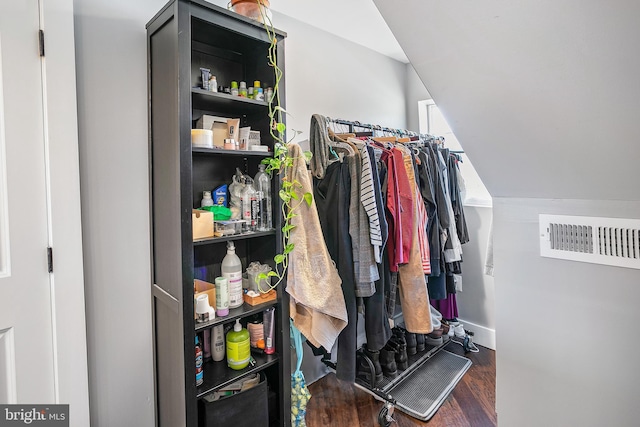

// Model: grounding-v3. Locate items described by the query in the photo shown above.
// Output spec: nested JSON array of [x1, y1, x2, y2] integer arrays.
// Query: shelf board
[[193, 229, 276, 246], [192, 146, 272, 157], [192, 88, 269, 113], [196, 352, 279, 399], [195, 300, 278, 332]]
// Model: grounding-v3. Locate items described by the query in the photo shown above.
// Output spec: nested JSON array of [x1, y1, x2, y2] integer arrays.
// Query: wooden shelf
[[192, 88, 269, 114], [195, 300, 278, 332], [192, 146, 271, 157], [196, 352, 279, 399], [193, 229, 276, 246]]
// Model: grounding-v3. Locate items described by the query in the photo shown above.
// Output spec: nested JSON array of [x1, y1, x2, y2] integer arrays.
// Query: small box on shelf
[[244, 289, 276, 306], [194, 279, 216, 313], [192, 209, 214, 240]]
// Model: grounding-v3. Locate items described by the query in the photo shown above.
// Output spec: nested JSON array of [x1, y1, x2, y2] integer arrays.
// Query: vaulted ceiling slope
[[374, 0, 640, 201]]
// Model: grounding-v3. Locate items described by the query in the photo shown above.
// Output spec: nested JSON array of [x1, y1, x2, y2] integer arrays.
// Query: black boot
[[405, 332, 417, 355], [379, 346, 398, 379], [357, 346, 383, 387], [416, 333, 426, 352], [386, 339, 408, 371]]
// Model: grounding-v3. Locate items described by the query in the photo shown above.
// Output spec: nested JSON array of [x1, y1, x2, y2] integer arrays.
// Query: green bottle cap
[[231, 81, 238, 88]]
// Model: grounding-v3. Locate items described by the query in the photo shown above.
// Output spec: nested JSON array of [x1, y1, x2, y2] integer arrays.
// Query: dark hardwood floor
[[306, 342, 496, 427]]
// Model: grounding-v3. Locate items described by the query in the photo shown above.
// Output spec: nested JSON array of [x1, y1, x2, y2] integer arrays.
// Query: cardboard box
[[194, 279, 216, 310], [196, 115, 231, 148], [192, 209, 214, 240]]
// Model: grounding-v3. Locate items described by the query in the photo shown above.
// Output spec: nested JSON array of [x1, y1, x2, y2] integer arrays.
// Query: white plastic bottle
[[211, 324, 225, 362], [201, 190, 214, 207], [222, 241, 244, 309], [254, 164, 272, 230]]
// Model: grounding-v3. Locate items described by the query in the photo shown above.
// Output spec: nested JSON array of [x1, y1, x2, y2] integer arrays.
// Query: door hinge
[[39, 30, 45, 57], [47, 247, 53, 273]]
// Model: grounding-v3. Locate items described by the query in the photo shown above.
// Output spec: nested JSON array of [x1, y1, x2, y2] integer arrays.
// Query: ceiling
[[374, 0, 640, 201], [206, 0, 408, 62]]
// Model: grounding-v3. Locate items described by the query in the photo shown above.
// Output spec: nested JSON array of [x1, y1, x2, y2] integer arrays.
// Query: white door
[[0, 0, 56, 403]]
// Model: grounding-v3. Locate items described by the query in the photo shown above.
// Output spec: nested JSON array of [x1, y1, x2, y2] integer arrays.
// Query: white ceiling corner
[[270, 0, 408, 63]]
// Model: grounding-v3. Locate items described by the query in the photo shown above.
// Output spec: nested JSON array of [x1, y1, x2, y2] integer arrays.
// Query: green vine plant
[[254, 2, 313, 293]]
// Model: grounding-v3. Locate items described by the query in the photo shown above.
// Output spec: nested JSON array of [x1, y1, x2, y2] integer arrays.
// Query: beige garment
[[286, 143, 348, 350], [397, 147, 433, 334]]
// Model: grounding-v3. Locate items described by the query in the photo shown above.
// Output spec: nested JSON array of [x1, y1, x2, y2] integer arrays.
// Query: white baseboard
[[457, 318, 496, 350]]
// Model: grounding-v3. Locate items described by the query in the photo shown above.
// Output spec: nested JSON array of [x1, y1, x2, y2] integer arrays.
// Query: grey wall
[[405, 63, 430, 132], [375, 0, 640, 424], [456, 205, 495, 347], [375, 0, 640, 202], [273, 11, 407, 147], [494, 198, 640, 427], [74, 1, 409, 424], [74, 0, 166, 426]]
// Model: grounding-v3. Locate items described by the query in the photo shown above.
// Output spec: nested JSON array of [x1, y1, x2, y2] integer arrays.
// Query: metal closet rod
[[326, 117, 438, 141]]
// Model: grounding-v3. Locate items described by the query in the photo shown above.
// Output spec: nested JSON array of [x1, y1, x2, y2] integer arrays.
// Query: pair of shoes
[[379, 346, 398, 379], [388, 328, 409, 370], [415, 333, 426, 352], [443, 320, 466, 339], [357, 346, 383, 387], [405, 332, 417, 355], [425, 327, 444, 346]]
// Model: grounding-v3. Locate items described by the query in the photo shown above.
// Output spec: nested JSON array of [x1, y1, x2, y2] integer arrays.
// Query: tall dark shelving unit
[[146, 1, 290, 426]]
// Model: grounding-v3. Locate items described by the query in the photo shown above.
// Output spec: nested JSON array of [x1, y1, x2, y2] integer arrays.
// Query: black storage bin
[[198, 373, 269, 427]]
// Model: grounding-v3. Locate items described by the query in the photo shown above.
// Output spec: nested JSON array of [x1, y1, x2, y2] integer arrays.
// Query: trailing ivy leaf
[[282, 224, 296, 233], [279, 189, 291, 202], [257, 273, 268, 282], [303, 151, 313, 162], [304, 192, 313, 206], [274, 254, 285, 264], [276, 122, 286, 134], [267, 271, 278, 277], [273, 105, 288, 115], [284, 243, 295, 254], [290, 190, 299, 200]]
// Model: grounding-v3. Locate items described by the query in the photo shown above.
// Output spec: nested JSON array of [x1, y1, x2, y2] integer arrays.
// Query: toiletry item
[[201, 190, 214, 208], [223, 86, 230, 94], [224, 138, 237, 150], [203, 329, 211, 359], [255, 87, 264, 101], [213, 185, 227, 207], [195, 294, 211, 323], [263, 307, 275, 355], [195, 336, 204, 386], [200, 68, 211, 90], [254, 164, 272, 230], [248, 87, 254, 99], [238, 127, 251, 150], [240, 178, 257, 231], [253, 80, 261, 91], [227, 118, 240, 143], [265, 87, 273, 102], [222, 242, 244, 309], [239, 81, 247, 98], [230, 81, 239, 96], [208, 75, 217, 92], [247, 320, 264, 348], [226, 319, 250, 370], [191, 129, 213, 148], [214, 276, 230, 317], [211, 325, 225, 362]]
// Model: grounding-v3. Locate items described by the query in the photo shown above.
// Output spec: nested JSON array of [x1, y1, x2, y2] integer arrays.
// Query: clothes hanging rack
[[326, 117, 443, 143]]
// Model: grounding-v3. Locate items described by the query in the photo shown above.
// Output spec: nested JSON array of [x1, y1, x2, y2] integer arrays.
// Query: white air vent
[[539, 214, 640, 270]]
